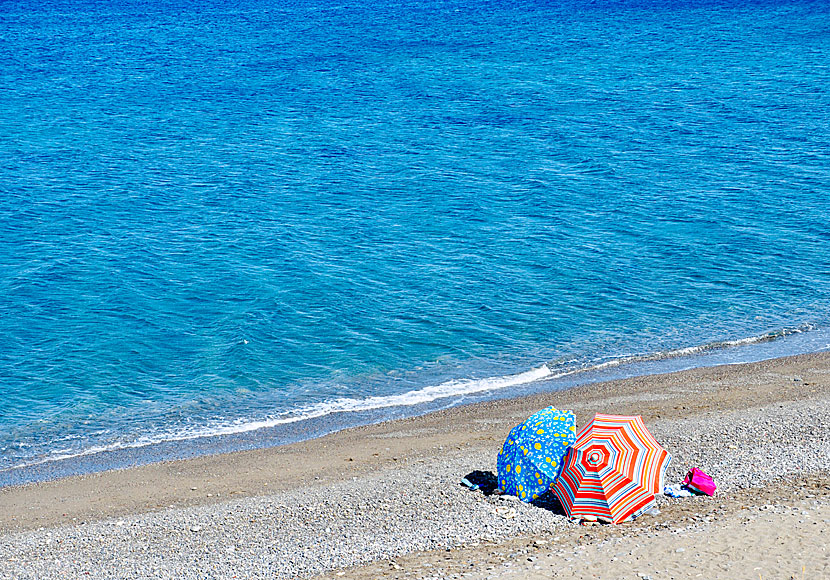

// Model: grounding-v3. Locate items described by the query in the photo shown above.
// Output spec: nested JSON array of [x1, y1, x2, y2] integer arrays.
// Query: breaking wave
[[1, 323, 818, 475]]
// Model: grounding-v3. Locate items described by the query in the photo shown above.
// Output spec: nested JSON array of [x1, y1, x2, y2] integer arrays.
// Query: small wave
[[0, 324, 817, 474], [553, 324, 816, 376], [0, 364, 554, 473]]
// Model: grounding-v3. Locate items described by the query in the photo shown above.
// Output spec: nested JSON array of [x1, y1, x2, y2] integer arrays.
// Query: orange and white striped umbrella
[[551, 413, 671, 524]]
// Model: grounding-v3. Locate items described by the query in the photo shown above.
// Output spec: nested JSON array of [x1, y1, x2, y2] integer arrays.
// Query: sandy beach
[[1, 351, 829, 579]]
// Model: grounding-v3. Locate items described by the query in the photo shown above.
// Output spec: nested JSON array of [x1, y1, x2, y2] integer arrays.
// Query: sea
[[1, 0, 829, 486]]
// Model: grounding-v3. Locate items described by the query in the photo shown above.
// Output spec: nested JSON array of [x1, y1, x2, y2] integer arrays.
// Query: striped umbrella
[[497, 407, 577, 502], [551, 413, 671, 523]]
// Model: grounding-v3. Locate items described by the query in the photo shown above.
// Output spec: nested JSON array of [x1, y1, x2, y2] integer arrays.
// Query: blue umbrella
[[497, 406, 577, 502]]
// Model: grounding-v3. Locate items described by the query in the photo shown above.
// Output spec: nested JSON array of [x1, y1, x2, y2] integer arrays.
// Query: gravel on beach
[[1, 392, 828, 580]]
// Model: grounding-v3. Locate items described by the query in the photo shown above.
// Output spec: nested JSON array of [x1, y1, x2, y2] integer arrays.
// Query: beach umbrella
[[552, 413, 671, 524], [497, 407, 577, 502]]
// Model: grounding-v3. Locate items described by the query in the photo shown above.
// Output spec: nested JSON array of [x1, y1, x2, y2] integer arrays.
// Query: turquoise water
[[1, 0, 829, 482]]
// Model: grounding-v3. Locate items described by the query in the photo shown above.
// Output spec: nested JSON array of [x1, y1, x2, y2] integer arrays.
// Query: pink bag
[[682, 468, 717, 496]]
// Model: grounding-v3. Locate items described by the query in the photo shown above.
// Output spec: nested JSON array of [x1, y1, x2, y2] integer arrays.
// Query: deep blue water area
[[1, 0, 829, 483]]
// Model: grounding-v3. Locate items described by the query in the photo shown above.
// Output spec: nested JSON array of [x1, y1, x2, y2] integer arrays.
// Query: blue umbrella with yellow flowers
[[496, 407, 577, 502]]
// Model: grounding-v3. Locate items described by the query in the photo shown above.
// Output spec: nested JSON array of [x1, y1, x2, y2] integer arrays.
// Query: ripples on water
[[1, 0, 829, 476]]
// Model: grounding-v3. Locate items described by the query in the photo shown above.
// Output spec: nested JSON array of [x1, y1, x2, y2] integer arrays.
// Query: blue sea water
[[1, 0, 829, 484]]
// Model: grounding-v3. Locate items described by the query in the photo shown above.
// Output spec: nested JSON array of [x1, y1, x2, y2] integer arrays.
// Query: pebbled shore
[[1, 352, 829, 579]]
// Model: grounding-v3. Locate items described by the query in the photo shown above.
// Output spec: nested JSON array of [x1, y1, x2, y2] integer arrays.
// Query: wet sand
[[1, 351, 829, 578]]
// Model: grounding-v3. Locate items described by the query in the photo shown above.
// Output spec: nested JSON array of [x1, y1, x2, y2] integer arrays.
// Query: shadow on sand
[[461, 470, 568, 517]]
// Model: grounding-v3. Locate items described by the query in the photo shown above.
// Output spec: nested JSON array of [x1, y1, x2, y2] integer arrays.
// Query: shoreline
[[4, 324, 827, 488], [2, 351, 829, 578]]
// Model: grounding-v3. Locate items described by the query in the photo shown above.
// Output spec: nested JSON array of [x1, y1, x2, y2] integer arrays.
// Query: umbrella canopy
[[552, 413, 671, 523], [497, 407, 577, 502]]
